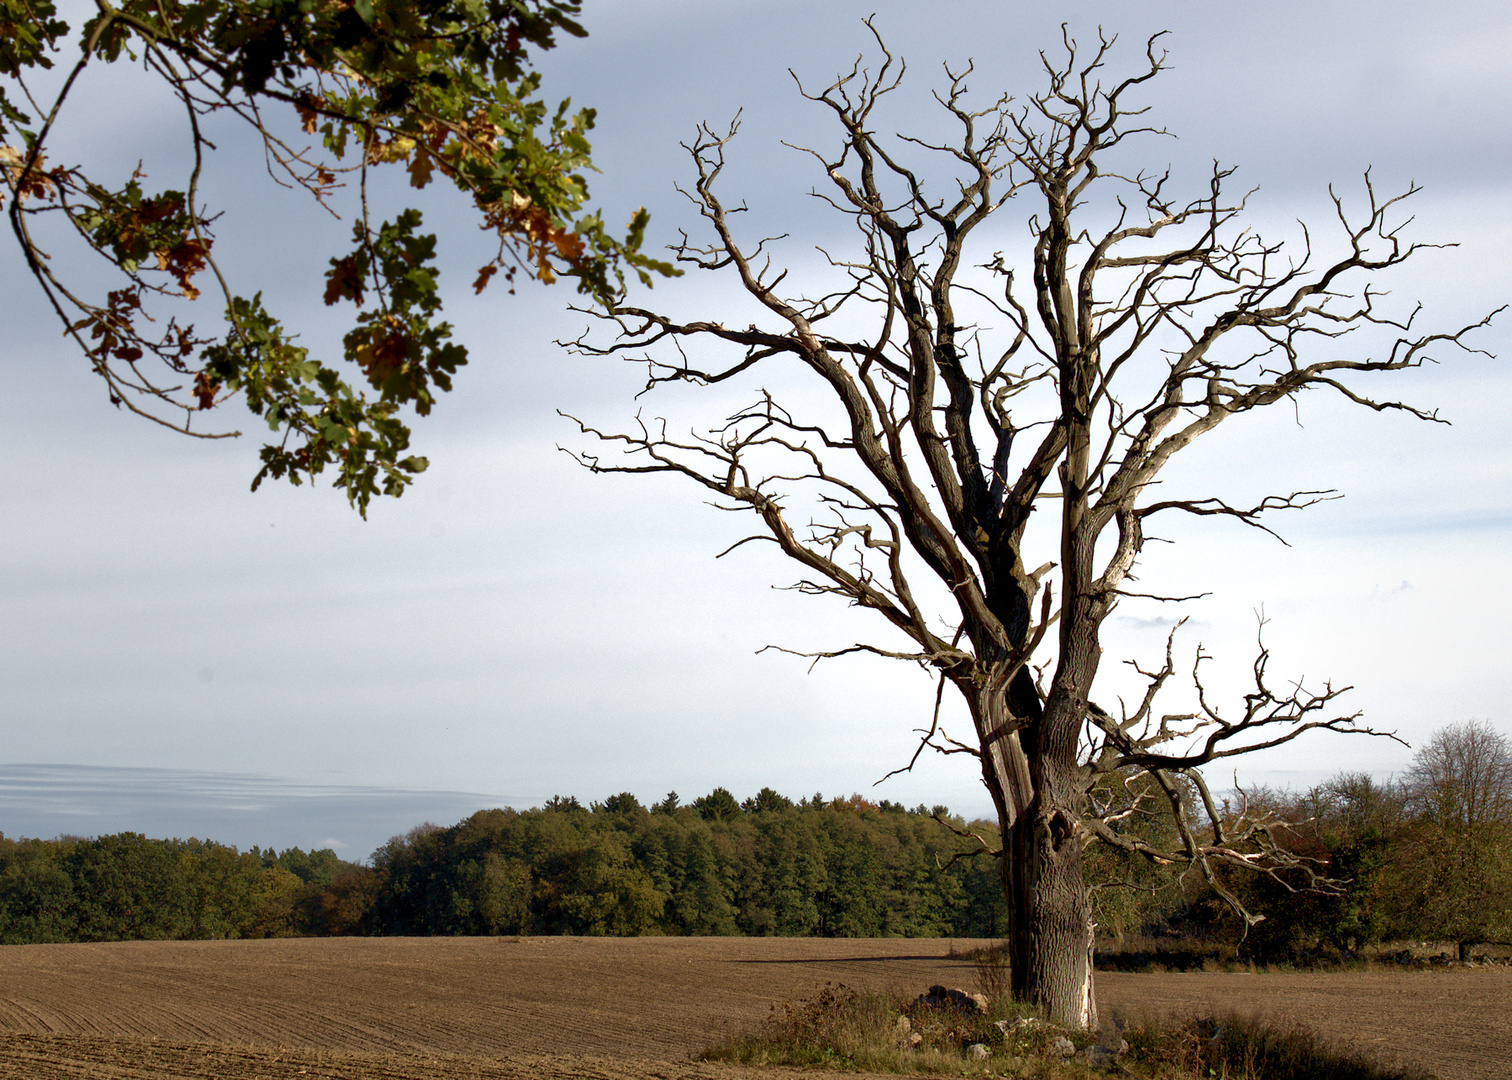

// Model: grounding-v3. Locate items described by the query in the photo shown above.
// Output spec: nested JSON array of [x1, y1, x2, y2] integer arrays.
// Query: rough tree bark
[[562, 26, 1496, 1027]]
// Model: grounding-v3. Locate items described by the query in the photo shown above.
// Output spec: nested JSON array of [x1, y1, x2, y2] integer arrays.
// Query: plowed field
[[0, 937, 1505, 1078]]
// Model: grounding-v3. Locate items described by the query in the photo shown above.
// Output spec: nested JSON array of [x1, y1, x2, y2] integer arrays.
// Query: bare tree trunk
[[978, 680, 1098, 1030], [1002, 812, 1097, 1029]]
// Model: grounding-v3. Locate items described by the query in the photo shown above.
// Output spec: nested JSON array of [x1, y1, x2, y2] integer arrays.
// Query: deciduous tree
[[1393, 721, 1512, 960], [3, 0, 671, 512], [563, 26, 1495, 1026]]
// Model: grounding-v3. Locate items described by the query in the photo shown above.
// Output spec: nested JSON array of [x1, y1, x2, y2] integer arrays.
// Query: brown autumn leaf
[[0, 144, 58, 203], [472, 263, 499, 294], [407, 148, 434, 189], [295, 94, 327, 135], [174, 324, 195, 358], [193, 370, 218, 409], [135, 195, 184, 225], [155, 237, 210, 299], [550, 224, 586, 263], [324, 256, 364, 307]]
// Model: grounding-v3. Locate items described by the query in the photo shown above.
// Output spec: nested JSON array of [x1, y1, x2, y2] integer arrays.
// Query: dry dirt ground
[[0, 936, 1505, 1079]]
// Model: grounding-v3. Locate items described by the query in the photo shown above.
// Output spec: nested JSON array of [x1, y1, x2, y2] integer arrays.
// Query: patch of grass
[[1125, 1011, 1433, 1080], [700, 982, 1429, 1079], [699, 980, 1038, 1074]]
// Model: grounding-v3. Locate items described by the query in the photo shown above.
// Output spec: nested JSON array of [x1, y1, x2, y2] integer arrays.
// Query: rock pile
[[995, 1013, 1129, 1066], [903, 986, 1130, 1068], [912, 985, 989, 1014]]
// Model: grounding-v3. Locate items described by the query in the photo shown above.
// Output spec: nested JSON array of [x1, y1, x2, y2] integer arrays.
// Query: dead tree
[[561, 27, 1496, 1027]]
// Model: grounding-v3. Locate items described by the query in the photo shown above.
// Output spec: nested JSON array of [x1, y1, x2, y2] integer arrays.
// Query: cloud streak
[[0, 764, 518, 861]]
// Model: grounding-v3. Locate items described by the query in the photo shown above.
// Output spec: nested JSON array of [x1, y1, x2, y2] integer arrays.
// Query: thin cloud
[[0, 764, 518, 863]]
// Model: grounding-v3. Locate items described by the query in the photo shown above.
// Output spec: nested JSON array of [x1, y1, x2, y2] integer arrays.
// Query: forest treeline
[[0, 790, 1008, 943], [2, 721, 1508, 957], [0, 833, 358, 943]]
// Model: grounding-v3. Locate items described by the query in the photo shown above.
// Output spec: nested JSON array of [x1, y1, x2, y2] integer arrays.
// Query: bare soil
[[0, 936, 1504, 1078]]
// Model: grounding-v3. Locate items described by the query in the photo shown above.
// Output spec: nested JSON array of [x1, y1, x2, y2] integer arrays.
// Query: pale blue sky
[[2, 1, 1508, 859]]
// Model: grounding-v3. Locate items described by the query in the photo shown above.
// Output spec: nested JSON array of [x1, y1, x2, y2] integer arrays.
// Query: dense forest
[[2, 722, 1509, 960], [0, 791, 1009, 943]]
